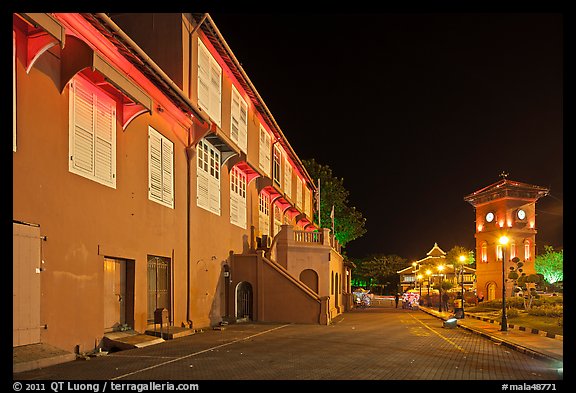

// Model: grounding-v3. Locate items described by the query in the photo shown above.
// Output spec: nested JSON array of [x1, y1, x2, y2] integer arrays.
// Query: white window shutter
[[161, 138, 174, 206], [210, 61, 222, 127], [259, 126, 271, 176], [239, 94, 248, 153], [239, 196, 246, 229], [148, 127, 174, 208], [284, 159, 292, 199], [230, 192, 239, 226], [296, 177, 304, 209], [197, 42, 210, 113], [70, 80, 95, 175], [94, 96, 116, 187], [69, 76, 116, 189], [197, 169, 209, 210], [149, 130, 163, 201], [230, 89, 240, 144], [197, 139, 220, 215], [209, 174, 220, 215]]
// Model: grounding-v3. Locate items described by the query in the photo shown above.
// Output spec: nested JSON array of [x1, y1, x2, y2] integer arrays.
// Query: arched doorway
[[299, 269, 319, 293], [335, 273, 339, 307], [236, 281, 253, 320], [487, 282, 497, 301]]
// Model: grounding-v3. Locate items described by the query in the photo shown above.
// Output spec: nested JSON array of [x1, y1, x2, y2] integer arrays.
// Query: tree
[[444, 246, 475, 269], [353, 254, 406, 294], [535, 246, 563, 285], [508, 257, 544, 309], [302, 158, 367, 247]]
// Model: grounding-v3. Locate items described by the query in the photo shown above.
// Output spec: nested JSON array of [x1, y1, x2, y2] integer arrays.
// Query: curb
[[464, 313, 563, 341]]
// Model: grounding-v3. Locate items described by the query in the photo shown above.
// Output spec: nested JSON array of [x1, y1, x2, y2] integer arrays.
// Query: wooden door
[[13, 222, 41, 347], [103, 258, 125, 332]]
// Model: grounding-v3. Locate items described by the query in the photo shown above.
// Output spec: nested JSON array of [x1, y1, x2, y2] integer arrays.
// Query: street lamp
[[459, 255, 466, 318], [437, 264, 445, 312], [426, 269, 432, 306], [499, 235, 509, 331]]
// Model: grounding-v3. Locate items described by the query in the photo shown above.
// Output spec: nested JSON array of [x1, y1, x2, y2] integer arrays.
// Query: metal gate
[[147, 255, 171, 323], [236, 281, 253, 320]]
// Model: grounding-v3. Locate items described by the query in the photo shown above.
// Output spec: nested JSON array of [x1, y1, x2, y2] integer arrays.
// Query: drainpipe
[[185, 130, 193, 328]]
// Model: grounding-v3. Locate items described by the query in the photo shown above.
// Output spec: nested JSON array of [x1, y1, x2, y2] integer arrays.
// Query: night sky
[[208, 12, 564, 262]]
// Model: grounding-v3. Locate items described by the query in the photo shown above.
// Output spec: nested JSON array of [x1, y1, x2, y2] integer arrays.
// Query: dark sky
[[209, 12, 564, 262]]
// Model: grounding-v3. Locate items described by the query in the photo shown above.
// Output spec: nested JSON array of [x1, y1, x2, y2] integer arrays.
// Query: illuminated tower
[[464, 174, 549, 301]]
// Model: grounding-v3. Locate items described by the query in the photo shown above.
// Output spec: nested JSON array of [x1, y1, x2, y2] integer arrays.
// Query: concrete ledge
[[13, 343, 76, 374]]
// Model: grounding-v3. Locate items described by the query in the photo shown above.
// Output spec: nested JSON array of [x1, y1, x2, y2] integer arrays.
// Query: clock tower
[[464, 175, 549, 301]]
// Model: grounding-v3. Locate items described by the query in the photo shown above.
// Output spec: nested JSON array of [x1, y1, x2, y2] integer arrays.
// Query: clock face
[[517, 209, 526, 220], [485, 212, 494, 223]]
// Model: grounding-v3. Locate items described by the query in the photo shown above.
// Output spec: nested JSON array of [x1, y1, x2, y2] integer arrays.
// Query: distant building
[[397, 243, 476, 295], [464, 176, 549, 301]]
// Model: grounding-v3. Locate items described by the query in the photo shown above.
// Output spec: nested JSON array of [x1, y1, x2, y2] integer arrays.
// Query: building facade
[[397, 243, 476, 296], [464, 177, 549, 301], [13, 13, 347, 356]]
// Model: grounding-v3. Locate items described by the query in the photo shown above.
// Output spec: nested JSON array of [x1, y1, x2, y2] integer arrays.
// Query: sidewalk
[[419, 306, 563, 363]]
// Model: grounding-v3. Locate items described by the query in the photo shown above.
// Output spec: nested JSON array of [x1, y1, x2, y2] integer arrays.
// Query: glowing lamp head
[[426, 269, 432, 276], [499, 235, 509, 245], [459, 255, 466, 263], [437, 265, 445, 272]]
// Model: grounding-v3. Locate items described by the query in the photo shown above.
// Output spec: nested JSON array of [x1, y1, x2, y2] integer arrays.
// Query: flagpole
[[317, 178, 321, 228], [330, 205, 335, 246]]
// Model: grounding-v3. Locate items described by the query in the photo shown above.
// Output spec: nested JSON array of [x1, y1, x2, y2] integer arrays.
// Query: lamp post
[[437, 265, 445, 312], [499, 235, 509, 332], [426, 269, 432, 306], [417, 274, 423, 299], [459, 255, 466, 318]]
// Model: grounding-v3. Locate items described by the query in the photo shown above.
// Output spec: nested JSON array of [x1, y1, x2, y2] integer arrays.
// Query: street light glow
[[499, 235, 509, 245]]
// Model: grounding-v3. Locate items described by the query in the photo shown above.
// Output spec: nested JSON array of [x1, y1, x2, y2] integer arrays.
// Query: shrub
[[527, 304, 563, 317], [504, 308, 520, 318], [532, 295, 563, 307]]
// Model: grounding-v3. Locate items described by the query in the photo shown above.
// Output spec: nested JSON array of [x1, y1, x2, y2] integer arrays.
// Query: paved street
[[14, 307, 562, 381]]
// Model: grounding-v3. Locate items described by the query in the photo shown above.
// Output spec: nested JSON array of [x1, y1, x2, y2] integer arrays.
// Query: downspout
[[184, 13, 209, 329], [185, 130, 193, 328]]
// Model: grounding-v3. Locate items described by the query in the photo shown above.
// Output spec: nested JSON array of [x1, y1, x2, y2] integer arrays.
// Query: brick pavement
[[13, 307, 564, 381]]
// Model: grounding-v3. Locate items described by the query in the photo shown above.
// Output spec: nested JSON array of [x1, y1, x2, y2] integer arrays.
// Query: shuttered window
[[273, 145, 282, 186], [305, 187, 312, 218], [148, 126, 174, 208], [259, 126, 271, 176], [296, 177, 303, 209], [284, 158, 292, 199], [230, 166, 247, 229], [231, 85, 248, 153], [197, 138, 221, 215], [273, 204, 282, 236], [197, 40, 222, 128], [259, 192, 270, 238], [69, 75, 116, 188]]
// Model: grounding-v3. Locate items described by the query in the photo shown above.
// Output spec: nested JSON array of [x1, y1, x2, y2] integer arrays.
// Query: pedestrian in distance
[[395, 293, 400, 308], [442, 292, 450, 312]]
